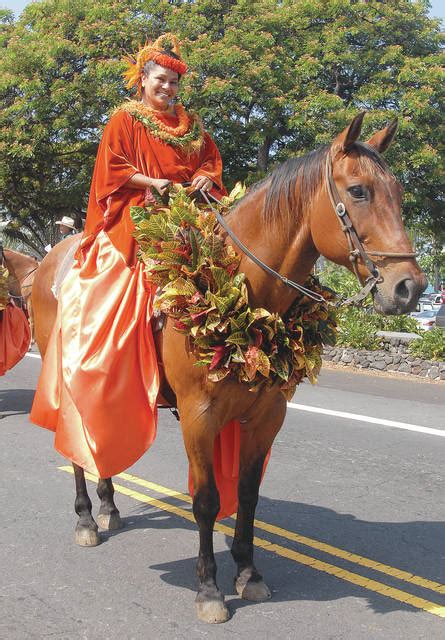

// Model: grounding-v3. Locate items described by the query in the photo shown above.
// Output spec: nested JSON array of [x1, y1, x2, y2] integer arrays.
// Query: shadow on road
[[0, 388, 35, 418], [137, 495, 445, 618]]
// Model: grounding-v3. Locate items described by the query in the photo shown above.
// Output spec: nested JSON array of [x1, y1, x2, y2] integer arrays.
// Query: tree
[[0, 0, 172, 254], [1, 0, 443, 255]]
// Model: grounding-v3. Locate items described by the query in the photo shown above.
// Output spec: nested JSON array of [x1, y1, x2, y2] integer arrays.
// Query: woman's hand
[[150, 178, 172, 196], [191, 175, 213, 192]]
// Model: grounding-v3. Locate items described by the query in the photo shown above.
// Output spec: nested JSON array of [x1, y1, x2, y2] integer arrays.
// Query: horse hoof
[[235, 576, 271, 602], [196, 599, 230, 624], [75, 526, 101, 547], [97, 512, 124, 531]]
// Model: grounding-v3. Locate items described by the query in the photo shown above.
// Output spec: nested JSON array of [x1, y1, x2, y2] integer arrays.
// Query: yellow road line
[[59, 466, 445, 619], [116, 470, 445, 596]]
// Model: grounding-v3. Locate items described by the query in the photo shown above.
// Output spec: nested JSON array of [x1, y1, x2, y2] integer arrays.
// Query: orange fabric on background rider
[[30, 35, 241, 520], [0, 304, 31, 376]]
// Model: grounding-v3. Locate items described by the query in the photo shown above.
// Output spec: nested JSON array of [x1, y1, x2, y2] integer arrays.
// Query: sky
[[1, 0, 445, 19]]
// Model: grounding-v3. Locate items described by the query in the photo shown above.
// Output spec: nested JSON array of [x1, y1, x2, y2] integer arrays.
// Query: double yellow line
[[59, 466, 445, 619]]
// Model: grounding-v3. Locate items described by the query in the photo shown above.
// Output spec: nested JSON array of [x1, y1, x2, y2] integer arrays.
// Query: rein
[[200, 191, 326, 302], [198, 149, 417, 307]]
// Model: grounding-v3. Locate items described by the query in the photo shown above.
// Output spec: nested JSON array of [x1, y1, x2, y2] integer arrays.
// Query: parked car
[[413, 297, 434, 313], [435, 304, 445, 329], [410, 309, 438, 331], [430, 294, 443, 309]]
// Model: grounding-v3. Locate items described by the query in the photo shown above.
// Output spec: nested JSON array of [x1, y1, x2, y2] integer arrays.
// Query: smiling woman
[[30, 33, 239, 564]]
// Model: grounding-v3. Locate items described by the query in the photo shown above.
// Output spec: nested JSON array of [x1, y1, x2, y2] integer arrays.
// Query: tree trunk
[[257, 136, 272, 173]]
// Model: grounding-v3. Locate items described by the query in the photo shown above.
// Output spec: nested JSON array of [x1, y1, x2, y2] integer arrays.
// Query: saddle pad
[[51, 239, 80, 300]]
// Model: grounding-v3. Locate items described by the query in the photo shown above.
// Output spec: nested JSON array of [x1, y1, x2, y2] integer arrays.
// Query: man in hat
[[45, 216, 78, 252], [55, 216, 78, 239]]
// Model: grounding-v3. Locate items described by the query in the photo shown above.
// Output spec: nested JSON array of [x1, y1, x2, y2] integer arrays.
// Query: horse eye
[[348, 185, 366, 199]]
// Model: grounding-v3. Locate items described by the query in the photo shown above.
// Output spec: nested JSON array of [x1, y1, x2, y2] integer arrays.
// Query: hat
[[55, 216, 76, 230], [123, 33, 187, 95]]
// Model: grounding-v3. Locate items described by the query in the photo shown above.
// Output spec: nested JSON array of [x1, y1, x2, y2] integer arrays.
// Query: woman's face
[[141, 63, 179, 111]]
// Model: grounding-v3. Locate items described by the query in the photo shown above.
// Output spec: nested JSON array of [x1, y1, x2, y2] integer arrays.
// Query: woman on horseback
[[30, 34, 226, 479]]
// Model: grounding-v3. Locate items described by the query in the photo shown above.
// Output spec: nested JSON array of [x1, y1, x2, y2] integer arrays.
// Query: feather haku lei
[[132, 186, 337, 398]]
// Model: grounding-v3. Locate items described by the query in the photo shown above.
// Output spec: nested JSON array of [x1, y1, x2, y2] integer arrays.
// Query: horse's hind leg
[[96, 478, 124, 531], [73, 463, 100, 547], [232, 402, 286, 601], [181, 415, 229, 624]]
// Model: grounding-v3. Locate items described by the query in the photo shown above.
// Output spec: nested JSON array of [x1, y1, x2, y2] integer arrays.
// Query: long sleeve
[[79, 112, 141, 258], [94, 111, 139, 204], [192, 132, 226, 194]]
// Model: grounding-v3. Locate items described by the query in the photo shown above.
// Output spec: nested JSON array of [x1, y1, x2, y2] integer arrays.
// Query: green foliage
[[132, 186, 337, 395], [319, 262, 419, 347], [409, 329, 445, 361], [373, 314, 419, 333], [335, 307, 382, 350], [1, 0, 443, 254]]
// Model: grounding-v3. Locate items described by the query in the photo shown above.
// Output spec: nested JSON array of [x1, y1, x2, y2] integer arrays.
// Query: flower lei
[[132, 186, 337, 398], [116, 101, 204, 153], [0, 266, 9, 311]]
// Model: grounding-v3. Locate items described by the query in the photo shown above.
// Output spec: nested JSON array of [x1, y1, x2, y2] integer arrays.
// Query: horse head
[[311, 113, 426, 314]]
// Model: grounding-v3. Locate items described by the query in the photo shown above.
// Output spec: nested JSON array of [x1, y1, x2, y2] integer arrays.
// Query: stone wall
[[323, 331, 445, 381]]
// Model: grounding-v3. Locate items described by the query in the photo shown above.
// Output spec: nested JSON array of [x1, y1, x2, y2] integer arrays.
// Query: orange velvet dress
[[30, 107, 240, 519], [0, 304, 31, 376]]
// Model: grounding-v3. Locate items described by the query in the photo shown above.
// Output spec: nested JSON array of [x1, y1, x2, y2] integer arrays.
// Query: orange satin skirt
[[30, 231, 160, 477], [0, 303, 31, 376], [30, 231, 243, 519]]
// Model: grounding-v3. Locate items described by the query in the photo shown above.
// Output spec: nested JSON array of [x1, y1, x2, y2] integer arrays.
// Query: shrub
[[373, 314, 419, 333], [409, 329, 445, 361], [336, 307, 382, 350]]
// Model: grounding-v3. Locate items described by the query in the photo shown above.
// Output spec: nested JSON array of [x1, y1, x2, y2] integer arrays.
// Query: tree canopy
[[0, 0, 443, 259]]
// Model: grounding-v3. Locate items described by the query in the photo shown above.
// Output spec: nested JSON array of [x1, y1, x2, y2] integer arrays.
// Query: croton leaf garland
[[131, 185, 337, 398]]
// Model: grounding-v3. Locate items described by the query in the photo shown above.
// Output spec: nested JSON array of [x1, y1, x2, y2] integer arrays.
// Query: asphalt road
[[1, 352, 444, 639]]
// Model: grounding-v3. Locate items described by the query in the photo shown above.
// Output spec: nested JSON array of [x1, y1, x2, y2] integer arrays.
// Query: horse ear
[[366, 118, 398, 154], [331, 112, 366, 156]]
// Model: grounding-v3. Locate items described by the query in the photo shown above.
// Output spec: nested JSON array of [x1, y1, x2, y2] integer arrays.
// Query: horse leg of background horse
[[231, 397, 287, 601], [73, 463, 101, 547], [96, 477, 124, 531], [180, 410, 229, 624]]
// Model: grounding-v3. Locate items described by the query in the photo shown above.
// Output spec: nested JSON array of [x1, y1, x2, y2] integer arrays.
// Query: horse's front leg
[[181, 414, 229, 624], [96, 478, 124, 531], [73, 463, 100, 547], [232, 398, 286, 601]]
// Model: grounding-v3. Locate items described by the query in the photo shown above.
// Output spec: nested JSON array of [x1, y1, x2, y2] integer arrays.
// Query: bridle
[[324, 154, 416, 305], [198, 152, 417, 306]]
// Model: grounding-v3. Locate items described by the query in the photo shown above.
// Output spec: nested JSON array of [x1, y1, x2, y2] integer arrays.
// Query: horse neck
[[226, 183, 320, 314]]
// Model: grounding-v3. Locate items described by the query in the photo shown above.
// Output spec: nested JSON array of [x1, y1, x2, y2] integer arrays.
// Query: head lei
[[123, 33, 188, 96]]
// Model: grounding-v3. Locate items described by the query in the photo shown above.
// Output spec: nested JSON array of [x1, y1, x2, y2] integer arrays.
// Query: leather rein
[[199, 154, 417, 306]]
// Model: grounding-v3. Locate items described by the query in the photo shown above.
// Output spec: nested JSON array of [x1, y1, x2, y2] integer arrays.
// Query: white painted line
[[24, 351, 442, 437], [287, 402, 445, 438], [25, 352, 41, 359]]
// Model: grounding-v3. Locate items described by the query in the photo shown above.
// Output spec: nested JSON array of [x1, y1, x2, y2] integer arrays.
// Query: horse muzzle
[[372, 271, 427, 315]]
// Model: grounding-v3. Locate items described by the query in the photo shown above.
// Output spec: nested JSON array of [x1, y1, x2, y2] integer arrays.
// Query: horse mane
[[4, 248, 38, 263], [235, 141, 391, 236]]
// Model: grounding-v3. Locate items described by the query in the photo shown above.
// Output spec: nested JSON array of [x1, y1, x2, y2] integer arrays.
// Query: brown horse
[[32, 114, 425, 623], [2, 248, 39, 339]]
